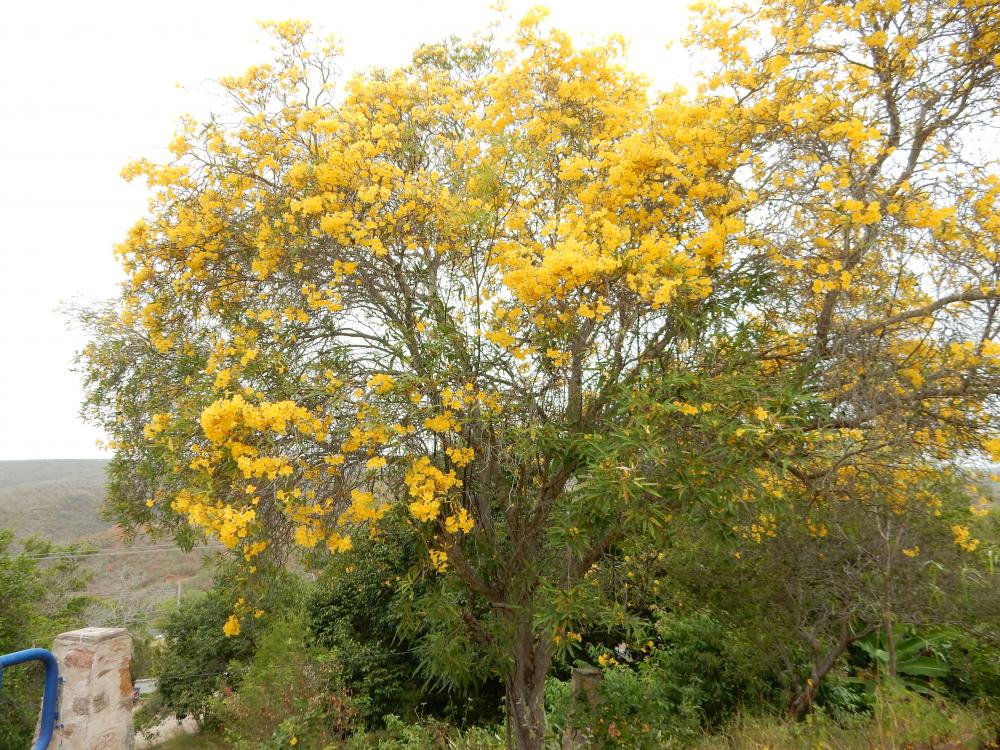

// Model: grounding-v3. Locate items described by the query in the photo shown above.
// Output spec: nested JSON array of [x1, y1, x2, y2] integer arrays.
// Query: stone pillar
[[50, 627, 134, 750]]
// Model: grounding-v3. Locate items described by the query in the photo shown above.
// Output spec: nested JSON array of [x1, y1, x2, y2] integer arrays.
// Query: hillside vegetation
[[0, 460, 215, 635], [0, 460, 111, 542]]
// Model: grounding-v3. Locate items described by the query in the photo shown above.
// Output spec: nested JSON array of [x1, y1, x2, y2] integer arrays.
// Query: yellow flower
[[671, 401, 699, 416], [951, 524, 980, 552], [446, 446, 475, 467], [424, 411, 459, 433], [409, 499, 441, 522], [984, 437, 1000, 463], [142, 413, 171, 440], [223, 615, 241, 638], [445, 507, 475, 534], [429, 549, 448, 572], [367, 373, 395, 394], [404, 457, 460, 520], [327, 532, 353, 553], [293, 525, 322, 548]]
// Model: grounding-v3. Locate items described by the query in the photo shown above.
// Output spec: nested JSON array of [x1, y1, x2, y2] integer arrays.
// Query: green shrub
[[344, 715, 504, 750], [550, 611, 772, 748], [308, 524, 502, 728], [0, 531, 88, 750], [211, 615, 357, 750], [693, 686, 996, 750], [308, 527, 426, 726], [937, 628, 1000, 713], [156, 589, 256, 721]]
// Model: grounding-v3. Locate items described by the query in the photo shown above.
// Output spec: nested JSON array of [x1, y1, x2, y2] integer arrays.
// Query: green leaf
[[897, 656, 948, 678]]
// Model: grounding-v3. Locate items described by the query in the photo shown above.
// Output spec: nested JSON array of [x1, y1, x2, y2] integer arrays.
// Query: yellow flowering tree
[[80, 16, 782, 746], [79, 3, 1000, 745], [674, 0, 1000, 714], [698, 0, 1000, 464]]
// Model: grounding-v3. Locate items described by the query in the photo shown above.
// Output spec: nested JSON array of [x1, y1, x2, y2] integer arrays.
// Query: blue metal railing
[[0, 648, 60, 750]]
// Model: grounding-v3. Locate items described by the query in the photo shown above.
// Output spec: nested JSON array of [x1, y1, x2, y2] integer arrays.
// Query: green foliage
[[309, 521, 503, 728], [0, 530, 88, 750], [550, 611, 773, 749], [308, 523, 419, 725], [156, 589, 255, 720], [153, 558, 305, 723], [693, 687, 997, 750], [133, 690, 170, 737], [156, 731, 232, 750], [643, 611, 773, 723], [211, 615, 357, 750], [936, 628, 1000, 714], [853, 628, 950, 691], [344, 715, 504, 750]]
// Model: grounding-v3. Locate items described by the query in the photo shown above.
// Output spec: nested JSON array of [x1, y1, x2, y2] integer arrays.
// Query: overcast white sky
[[0, 0, 692, 460]]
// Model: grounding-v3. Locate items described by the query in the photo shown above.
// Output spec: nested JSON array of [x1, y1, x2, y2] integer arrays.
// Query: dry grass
[[694, 688, 996, 750]]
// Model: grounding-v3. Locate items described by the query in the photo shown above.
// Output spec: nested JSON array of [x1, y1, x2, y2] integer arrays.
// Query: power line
[[25, 545, 225, 561]]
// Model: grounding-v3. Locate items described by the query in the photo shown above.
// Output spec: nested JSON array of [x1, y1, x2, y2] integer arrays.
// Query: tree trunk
[[789, 646, 842, 719], [883, 529, 897, 677], [504, 631, 553, 750], [789, 623, 878, 719], [884, 616, 897, 677]]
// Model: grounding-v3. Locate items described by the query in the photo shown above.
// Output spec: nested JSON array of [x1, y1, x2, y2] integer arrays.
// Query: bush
[[211, 615, 357, 750], [693, 686, 997, 750], [937, 628, 1000, 714], [0, 531, 88, 750], [344, 715, 504, 750], [308, 531, 417, 726], [550, 611, 772, 748], [156, 589, 256, 721], [308, 524, 502, 728]]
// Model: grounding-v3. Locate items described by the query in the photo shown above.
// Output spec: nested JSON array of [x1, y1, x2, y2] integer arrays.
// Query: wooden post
[[561, 666, 602, 750]]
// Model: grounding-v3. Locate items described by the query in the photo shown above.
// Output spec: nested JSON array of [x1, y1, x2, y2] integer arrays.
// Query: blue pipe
[[0, 648, 60, 750]]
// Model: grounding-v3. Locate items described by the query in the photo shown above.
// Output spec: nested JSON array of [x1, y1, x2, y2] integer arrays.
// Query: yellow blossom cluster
[[428, 549, 449, 572], [423, 411, 461, 434], [200, 395, 322, 444], [338, 489, 388, 526], [951, 524, 980, 553], [223, 615, 241, 637], [405, 457, 461, 522], [172, 489, 257, 549], [444, 507, 475, 534], [446, 446, 475, 468], [143, 413, 172, 440]]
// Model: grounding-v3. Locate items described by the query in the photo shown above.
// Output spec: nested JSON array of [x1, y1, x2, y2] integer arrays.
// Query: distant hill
[[0, 459, 112, 542], [0, 459, 217, 630]]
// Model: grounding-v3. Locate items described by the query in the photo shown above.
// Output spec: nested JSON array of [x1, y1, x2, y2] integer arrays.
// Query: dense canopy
[[80, 5, 1000, 748]]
